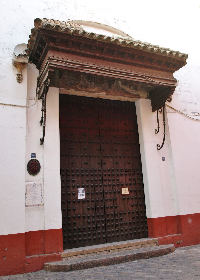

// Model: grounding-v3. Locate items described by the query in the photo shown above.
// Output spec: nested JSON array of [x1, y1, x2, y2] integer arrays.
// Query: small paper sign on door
[[78, 188, 85, 199], [122, 187, 129, 195]]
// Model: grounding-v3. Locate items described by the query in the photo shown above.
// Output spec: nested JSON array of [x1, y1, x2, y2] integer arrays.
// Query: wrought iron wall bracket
[[39, 78, 50, 145], [155, 108, 162, 134], [156, 105, 166, 150]]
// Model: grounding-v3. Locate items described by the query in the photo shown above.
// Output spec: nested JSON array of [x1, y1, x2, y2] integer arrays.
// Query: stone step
[[44, 244, 175, 272], [61, 238, 158, 258]]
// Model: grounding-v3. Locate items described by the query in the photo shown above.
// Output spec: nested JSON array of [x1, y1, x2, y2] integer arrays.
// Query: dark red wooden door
[[60, 94, 148, 249]]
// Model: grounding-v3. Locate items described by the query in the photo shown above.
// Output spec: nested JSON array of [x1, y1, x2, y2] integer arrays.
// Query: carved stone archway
[[27, 18, 187, 143]]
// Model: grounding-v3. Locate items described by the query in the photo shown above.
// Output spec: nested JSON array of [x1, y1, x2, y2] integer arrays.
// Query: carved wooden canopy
[[27, 18, 188, 111]]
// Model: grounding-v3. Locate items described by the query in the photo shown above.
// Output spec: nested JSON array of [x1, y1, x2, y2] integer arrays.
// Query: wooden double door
[[60, 94, 148, 249]]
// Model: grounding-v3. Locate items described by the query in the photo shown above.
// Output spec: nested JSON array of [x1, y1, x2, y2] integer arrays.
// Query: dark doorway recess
[[60, 94, 148, 249]]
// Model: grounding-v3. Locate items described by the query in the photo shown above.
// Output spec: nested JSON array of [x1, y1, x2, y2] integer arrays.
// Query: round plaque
[[27, 159, 41, 176]]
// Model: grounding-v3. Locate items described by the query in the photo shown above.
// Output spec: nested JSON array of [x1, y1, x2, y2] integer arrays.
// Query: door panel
[[60, 94, 148, 249]]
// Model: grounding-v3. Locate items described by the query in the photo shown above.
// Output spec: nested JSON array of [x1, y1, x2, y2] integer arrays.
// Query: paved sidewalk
[[1, 245, 200, 280]]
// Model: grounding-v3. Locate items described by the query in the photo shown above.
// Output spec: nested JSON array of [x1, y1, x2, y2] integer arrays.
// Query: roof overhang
[[27, 18, 188, 111]]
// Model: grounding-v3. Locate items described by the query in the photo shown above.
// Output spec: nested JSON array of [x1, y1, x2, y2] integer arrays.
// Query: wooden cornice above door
[[27, 18, 188, 111]]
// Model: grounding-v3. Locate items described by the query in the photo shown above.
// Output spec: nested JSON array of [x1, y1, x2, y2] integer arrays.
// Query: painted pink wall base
[[0, 229, 63, 276], [147, 212, 200, 247], [1, 213, 200, 276]]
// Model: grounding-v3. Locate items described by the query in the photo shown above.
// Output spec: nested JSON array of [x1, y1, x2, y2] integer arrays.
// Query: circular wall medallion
[[27, 159, 41, 176]]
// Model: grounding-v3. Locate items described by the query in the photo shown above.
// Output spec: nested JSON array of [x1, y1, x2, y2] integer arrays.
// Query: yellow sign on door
[[122, 187, 129, 195]]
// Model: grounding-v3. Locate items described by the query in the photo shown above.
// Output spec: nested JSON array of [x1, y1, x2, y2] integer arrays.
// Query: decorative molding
[[35, 56, 177, 108], [58, 71, 143, 100], [47, 56, 177, 86], [27, 18, 187, 112], [27, 18, 188, 63]]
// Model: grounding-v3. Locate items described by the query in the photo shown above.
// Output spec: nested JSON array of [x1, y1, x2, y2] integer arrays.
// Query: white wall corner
[[43, 87, 62, 230], [136, 99, 177, 219]]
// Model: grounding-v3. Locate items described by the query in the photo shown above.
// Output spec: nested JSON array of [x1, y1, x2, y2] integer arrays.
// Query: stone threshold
[[44, 244, 175, 272], [61, 238, 159, 258]]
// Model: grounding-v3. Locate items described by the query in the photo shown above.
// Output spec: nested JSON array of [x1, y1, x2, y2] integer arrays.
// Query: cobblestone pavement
[[1, 245, 200, 280]]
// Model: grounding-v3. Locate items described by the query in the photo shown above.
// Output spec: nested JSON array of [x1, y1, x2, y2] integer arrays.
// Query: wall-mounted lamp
[[12, 44, 28, 83]]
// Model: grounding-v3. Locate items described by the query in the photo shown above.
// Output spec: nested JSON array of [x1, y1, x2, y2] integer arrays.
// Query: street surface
[[0, 244, 200, 280]]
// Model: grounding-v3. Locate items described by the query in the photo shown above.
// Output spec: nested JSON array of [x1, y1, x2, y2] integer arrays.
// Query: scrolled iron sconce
[[12, 44, 28, 83]]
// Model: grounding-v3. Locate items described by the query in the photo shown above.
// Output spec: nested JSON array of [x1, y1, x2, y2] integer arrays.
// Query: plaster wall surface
[[136, 99, 180, 219], [0, 1, 200, 276], [166, 111, 200, 215], [0, 64, 27, 235], [43, 87, 62, 230], [25, 66, 61, 232], [25, 64, 44, 233], [0, 105, 26, 235], [0, 0, 200, 234]]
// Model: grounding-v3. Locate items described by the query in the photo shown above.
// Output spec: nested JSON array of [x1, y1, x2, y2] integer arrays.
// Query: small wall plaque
[[31, 153, 36, 158], [27, 159, 41, 176], [25, 182, 43, 206]]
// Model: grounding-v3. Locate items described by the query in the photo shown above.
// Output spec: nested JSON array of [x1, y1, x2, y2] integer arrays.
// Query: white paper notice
[[78, 188, 85, 199], [25, 182, 43, 206]]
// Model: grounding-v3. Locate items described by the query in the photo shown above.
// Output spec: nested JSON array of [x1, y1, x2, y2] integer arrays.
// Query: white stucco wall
[[25, 65, 61, 232], [166, 111, 200, 215], [0, 105, 26, 235], [0, 0, 200, 236], [43, 87, 62, 230], [0, 70, 27, 235], [136, 100, 180, 219], [25, 64, 44, 232]]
